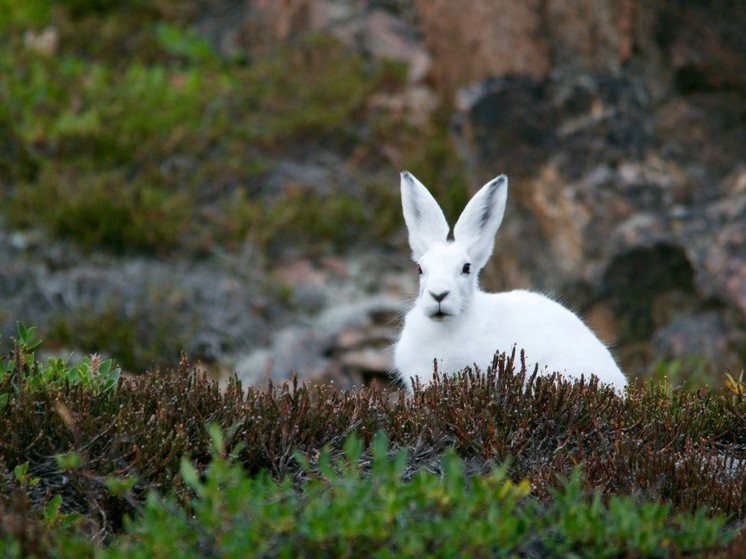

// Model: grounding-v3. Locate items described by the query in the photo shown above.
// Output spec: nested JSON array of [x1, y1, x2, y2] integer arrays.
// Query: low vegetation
[[1, 325, 745, 556], [0, 1, 467, 256]]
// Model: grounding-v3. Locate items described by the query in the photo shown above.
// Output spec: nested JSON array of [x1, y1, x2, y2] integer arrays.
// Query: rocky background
[[1, 0, 744, 388]]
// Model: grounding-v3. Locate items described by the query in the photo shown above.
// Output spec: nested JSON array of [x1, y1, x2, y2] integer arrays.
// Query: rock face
[[232, 249, 411, 389], [414, 0, 550, 98], [234, 295, 405, 389], [447, 1, 746, 375], [416, 0, 746, 100]]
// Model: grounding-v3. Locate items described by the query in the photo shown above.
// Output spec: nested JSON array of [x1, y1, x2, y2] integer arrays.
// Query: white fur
[[394, 171, 627, 392]]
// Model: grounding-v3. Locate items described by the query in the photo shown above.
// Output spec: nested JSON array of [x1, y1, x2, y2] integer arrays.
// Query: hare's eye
[[417, 264, 423, 275], [462, 263, 471, 274]]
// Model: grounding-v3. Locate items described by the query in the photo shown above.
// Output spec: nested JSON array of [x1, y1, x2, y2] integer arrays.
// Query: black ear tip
[[401, 171, 415, 185], [490, 175, 508, 188]]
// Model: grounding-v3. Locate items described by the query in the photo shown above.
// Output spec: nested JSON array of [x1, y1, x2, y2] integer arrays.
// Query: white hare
[[394, 171, 627, 392]]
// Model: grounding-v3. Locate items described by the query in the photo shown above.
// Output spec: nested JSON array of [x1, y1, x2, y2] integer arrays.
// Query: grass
[[100, 432, 730, 558], [2, 433, 733, 557], [1, 35, 383, 253]]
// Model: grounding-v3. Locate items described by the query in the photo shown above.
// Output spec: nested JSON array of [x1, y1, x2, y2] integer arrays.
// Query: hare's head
[[400, 171, 508, 322]]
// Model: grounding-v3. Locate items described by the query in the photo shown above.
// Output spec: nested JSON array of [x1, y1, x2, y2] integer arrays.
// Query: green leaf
[[42, 494, 63, 525], [343, 432, 363, 464], [207, 422, 225, 456], [16, 322, 42, 350], [55, 451, 82, 470], [155, 23, 215, 64], [371, 431, 389, 463], [98, 358, 112, 376], [105, 474, 137, 497], [180, 458, 203, 495], [13, 461, 29, 482]]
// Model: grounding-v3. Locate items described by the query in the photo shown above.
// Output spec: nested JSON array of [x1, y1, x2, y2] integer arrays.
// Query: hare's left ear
[[401, 171, 450, 261], [453, 175, 508, 271]]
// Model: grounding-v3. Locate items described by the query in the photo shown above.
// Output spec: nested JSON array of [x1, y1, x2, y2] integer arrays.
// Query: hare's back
[[484, 290, 589, 333], [483, 290, 622, 376]]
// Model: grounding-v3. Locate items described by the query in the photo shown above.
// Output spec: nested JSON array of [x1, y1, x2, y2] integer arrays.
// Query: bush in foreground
[[0, 428, 734, 558], [1, 325, 745, 556]]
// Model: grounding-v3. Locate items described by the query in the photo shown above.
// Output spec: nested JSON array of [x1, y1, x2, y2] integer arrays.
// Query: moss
[[0, 0, 52, 31], [651, 356, 714, 390], [0, 107, 38, 184]]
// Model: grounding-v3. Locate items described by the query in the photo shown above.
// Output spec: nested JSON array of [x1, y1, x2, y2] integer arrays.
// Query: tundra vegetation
[[1, 325, 746, 557], [2, 2, 745, 557], [1, 1, 466, 257]]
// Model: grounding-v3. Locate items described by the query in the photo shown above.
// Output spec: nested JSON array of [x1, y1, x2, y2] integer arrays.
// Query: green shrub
[[218, 187, 371, 252], [0, 323, 121, 406], [9, 167, 192, 252], [37, 429, 732, 557], [0, 0, 52, 31], [0, 426, 732, 557]]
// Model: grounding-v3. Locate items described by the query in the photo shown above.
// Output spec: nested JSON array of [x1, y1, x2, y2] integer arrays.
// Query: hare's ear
[[453, 175, 508, 270], [401, 171, 450, 261]]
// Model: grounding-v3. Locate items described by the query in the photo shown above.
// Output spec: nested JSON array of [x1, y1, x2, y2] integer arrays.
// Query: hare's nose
[[430, 290, 449, 303]]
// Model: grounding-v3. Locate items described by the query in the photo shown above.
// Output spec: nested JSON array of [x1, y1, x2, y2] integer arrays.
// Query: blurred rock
[[415, 0, 550, 99], [23, 26, 59, 56], [0, 221, 411, 387], [195, 1, 437, 125], [653, 312, 741, 374], [233, 295, 404, 389], [360, 8, 431, 83], [415, 0, 671, 102], [229, 247, 412, 388], [417, 0, 745, 102], [656, 0, 746, 93], [197, 0, 429, 82]]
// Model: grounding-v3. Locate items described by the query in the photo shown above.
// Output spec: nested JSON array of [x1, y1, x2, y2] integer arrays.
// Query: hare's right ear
[[400, 171, 449, 261]]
